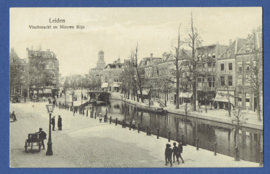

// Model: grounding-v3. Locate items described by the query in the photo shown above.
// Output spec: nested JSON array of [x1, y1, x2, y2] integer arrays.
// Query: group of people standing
[[165, 141, 184, 167], [51, 115, 62, 131]]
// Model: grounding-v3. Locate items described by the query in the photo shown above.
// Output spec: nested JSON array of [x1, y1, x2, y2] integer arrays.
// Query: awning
[[101, 83, 108, 88], [137, 89, 150, 95], [179, 92, 193, 98], [43, 89, 52, 94], [113, 83, 120, 87], [214, 91, 235, 105]]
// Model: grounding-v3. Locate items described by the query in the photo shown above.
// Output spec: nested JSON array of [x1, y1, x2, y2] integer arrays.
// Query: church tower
[[96, 50, 106, 69]]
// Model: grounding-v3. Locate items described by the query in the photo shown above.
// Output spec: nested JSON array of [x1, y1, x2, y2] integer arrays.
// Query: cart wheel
[[38, 141, 41, 152], [31, 143, 33, 150], [25, 141, 27, 152]]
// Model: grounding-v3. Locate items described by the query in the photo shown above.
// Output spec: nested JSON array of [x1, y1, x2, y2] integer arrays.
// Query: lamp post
[[46, 104, 55, 155]]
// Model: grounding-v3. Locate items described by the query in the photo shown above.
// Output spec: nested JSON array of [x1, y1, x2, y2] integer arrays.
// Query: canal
[[84, 99, 263, 163]]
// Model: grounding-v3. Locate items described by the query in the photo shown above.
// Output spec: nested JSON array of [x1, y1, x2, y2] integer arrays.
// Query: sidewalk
[[122, 98, 263, 130], [10, 102, 260, 167]]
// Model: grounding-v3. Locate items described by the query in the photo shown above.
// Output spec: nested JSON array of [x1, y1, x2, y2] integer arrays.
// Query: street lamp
[[46, 104, 55, 155]]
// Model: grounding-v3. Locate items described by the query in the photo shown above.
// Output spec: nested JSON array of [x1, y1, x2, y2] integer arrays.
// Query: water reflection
[[86, 100, 263, 163]]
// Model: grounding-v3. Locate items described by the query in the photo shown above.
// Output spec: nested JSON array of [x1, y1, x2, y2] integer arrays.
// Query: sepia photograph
[[9, 7, 263, 168]]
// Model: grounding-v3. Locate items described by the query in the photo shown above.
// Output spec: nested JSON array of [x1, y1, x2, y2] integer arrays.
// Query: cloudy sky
[[10, 8, 262, 77]]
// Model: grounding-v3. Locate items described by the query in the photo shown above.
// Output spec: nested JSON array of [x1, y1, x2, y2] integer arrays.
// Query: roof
[[219, 38, 247, 59], [27, 49, 57, 59], [237, 32, 262, 54], [104, 63, 123, 69]]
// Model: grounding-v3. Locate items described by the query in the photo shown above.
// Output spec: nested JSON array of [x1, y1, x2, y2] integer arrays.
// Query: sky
[[10, 8, 262, 77]]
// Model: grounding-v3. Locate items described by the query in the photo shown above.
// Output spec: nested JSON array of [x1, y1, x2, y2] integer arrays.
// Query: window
[[221, 76, 225, 86], [238, 94, 242, 107], [229, 63, 232, 70], [228, 76, 233, 86], [221, 64, 224, 71], [245, 93, 250, 107], [207, 62, 212, 67], [245, 74, 250, 86], [237, 75, 242, 86], [246, 60, 250, 71], [238, 61, 242, 72]]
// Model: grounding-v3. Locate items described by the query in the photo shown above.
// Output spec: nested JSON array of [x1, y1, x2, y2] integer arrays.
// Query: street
[[10, 102, 259, 168]]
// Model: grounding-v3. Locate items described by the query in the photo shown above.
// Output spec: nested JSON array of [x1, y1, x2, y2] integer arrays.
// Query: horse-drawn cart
[[25, 133, 42, 152]]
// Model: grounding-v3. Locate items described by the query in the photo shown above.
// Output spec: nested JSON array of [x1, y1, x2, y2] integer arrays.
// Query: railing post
[[157, 128, 159, 139], [146, 126, 149, 135], [214, 142, 217, 156], [259, 150, 263, 167], [110, 116, 112, 124], [122, 119, 124, 128], [138, 123, 140, 133], [181, 134, 185, 145], [115, 118, 118, 126], [168, 131, 171, 142], [95, 112, 96, 119], [129, 122, 132, 130], [196, 138, 199, 150], [235, 146, 240, 161], [149, 129, 151, 136]]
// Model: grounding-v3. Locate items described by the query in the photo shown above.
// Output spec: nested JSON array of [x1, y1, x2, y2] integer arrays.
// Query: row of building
[[10, 47, 59, 99], [89, 31, 262, 112]]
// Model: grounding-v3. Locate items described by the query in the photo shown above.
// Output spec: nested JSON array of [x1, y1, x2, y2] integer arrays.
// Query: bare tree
[[245, 30, 263, 121], [181, 12, 204, 111], [134, 44, 145, 102]]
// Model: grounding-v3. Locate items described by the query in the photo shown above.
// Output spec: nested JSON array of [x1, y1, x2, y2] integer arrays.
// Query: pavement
[[10, 102, 260, 168]]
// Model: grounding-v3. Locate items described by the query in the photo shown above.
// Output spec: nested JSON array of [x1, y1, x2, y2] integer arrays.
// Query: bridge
[[88, 90, 110, 103]]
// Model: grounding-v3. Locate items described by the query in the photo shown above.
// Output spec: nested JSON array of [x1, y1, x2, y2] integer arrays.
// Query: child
[[173, 142, 180, 164], [99, 113, 102, 123], [164, 144, 173, 167]]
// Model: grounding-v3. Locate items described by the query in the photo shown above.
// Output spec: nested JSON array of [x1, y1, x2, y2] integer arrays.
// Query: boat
[[136, 105, 167, 114]]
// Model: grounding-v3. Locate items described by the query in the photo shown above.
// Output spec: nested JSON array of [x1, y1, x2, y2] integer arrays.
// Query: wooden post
[[95, 112, 96, 119], [214, 142, 217, 156], [235, 146, 240, 161], [157, 128, 159, 139], [168, 131, 171, 142], [146, 126, 149, 135], [115, 118, 118, 126], [122, 119, 124, 128], [259, 151, 263, 167], [138, 123, 140, 133], [110, 116, 112, 124], [86, 109, 88, 117], [181, 134, 185, 145], [196, 138, 199, 150], [129, 122, 132, 130]]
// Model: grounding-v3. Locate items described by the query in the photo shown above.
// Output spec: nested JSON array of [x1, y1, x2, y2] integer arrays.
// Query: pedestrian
[[11, 111, 17, 121], [132, 119, 136, 130], [38, 128, 47, 150], [48, 98, 51, 104], [173, 142, 180, 164], [58, 115, 62, 130], [178, 141, 185, 164], [51, 116, 55, 131], [99, 113, 102, 123], [165, 143, 173, 167]]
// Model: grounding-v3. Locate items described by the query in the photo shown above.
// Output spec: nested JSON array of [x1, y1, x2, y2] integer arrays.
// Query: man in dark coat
[[58, 115, 62, 130], [178, 141, 185, 163], [165, 143, 173, 167], [51, 116, 55, 131], [173, 142, 180, 164], [11, 111, 17, 121], [38, 128, 47, 149]]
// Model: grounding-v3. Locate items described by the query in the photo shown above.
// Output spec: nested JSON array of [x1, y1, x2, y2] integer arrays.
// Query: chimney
[[229, 39, 232, 45], [150, 53, 153, 62]]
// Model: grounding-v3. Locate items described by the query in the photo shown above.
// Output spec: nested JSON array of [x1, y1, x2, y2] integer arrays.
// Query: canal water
[[84, 99, 263, 163]]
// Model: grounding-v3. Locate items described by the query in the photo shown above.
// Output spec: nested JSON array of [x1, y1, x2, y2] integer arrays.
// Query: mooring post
[[168, 131, 171, 142], [146, 126, 149, 135], [196, 138, 199, 150], [157, 128, 159, 139], [115, 118, 118, 126], [110, 116, 112, 124], [129, 122, 132, 130], [95, 112, 96, 119], [259, 150, 263, 167], [138, 123, 140, 133], [214, 142, 217, 156]]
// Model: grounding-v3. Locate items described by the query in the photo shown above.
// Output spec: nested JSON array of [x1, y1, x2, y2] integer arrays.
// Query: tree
[[134, 44, 145, 103], [231, 106, 247, 161], [245, 30, 263, 121], [181, 12, 204, 111]]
